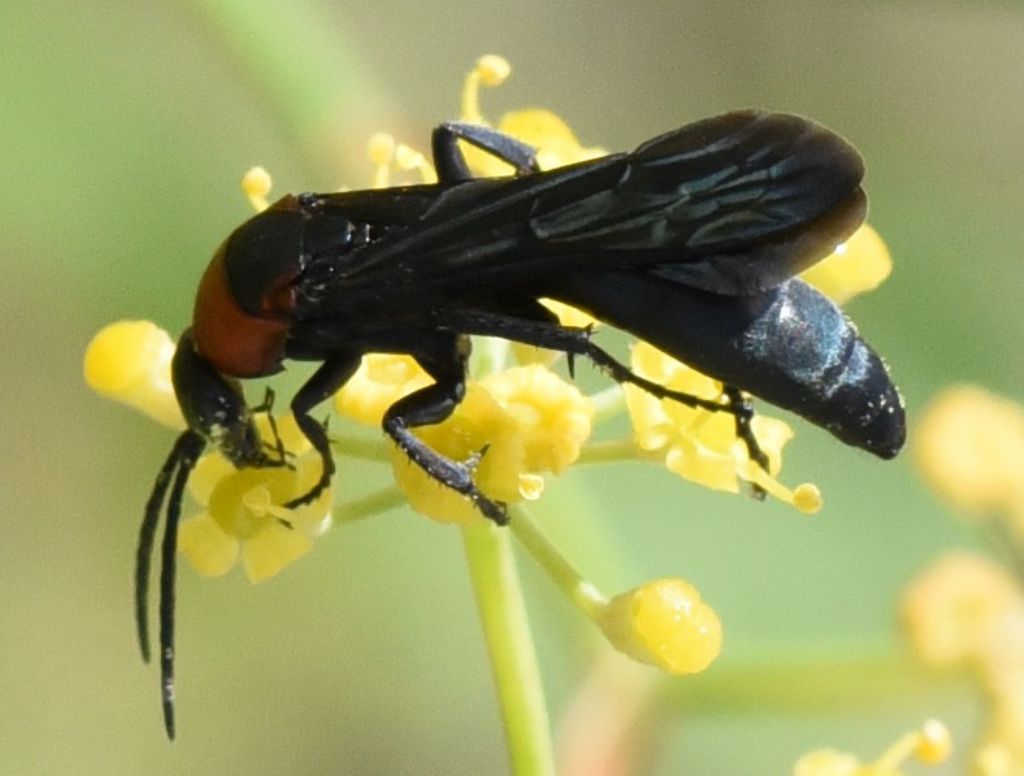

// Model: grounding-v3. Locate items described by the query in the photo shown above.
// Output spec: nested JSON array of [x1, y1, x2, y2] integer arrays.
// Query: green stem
[[461, 522, 555, 776], [589, 385, 625, 425], [333, 486, 405, 523], [661, 642, 965, 714], [183, 0, 391, 170], [576, 439, 641, 465], [510, 506, 607, 619], [331, 434, 391, 462]]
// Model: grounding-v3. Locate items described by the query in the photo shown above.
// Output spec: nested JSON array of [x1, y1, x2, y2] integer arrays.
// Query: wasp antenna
[[135, 434, 195, 664], [157, 432, 203, 741]]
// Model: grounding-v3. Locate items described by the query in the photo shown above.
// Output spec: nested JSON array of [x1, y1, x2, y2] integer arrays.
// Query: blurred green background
[[2, 1, 1021, 773]]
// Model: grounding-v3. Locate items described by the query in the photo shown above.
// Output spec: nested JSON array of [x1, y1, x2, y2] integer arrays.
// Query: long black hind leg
[[382, 332, 509, 525], [434, 310, 771, 475], [431, 121, 540, 183]]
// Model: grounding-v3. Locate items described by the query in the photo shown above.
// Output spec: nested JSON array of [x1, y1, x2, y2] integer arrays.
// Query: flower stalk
[[462, 522, 555, 776]]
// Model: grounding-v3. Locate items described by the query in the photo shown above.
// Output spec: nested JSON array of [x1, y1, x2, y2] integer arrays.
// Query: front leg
[[382, 333, 509, 525], [284, 352, 362, 509]]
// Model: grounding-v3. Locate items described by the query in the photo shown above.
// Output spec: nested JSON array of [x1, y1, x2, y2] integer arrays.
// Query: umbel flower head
[[907, 387, 1024, 772]]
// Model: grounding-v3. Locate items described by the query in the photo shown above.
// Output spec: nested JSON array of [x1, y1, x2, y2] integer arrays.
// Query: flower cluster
[[907, 386, 1024, 772]]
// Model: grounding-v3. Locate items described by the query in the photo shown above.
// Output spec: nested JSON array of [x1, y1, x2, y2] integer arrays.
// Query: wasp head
[[171, 328, 267, 467]]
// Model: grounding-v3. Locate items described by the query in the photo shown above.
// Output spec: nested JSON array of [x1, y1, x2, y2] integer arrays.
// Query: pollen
[[241, 166, 272, 213], [84, 320, 185, 430], [600, 579, 723, 675]]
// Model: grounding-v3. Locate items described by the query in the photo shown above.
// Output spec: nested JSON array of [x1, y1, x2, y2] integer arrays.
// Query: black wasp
[[139, 112, 905, 737]]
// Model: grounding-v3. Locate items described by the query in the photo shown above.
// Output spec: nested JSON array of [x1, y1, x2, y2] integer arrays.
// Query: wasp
[[137, 112, 904, 737]]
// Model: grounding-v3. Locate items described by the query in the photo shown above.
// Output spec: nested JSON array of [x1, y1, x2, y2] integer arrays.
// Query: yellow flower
[[800, 224, 893, 304], [366, 360, 593, 524], [178, 413, 333, 583], [84, 320, 185, 430], [902, 551, 1023, 669], [793, 719, 951, 775], [85, 320, 332, 582], [625, 341, 821, 513], [334, 354, 435, 427], [599, 578, 722, 675], [915, 386, 1024, 522]]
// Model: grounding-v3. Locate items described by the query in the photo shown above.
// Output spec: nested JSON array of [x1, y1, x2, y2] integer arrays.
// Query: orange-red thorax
[[192, 244, 296, 378]]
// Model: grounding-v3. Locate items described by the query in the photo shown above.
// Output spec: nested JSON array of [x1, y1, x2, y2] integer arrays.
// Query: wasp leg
[[382, 333, 509, 525], [435, 310, 772, 475], [283, 353, 362, 509], [249, 387, 293, 468], [432, 121, 540, 183]]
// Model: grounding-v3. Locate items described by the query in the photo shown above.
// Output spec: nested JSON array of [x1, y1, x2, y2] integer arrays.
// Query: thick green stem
[[461, 522, 555, 776]]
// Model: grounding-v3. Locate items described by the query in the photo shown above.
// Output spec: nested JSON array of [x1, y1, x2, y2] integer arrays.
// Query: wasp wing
[[311, 111, 865, 306]]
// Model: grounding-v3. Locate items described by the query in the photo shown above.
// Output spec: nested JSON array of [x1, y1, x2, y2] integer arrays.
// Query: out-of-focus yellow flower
[[84, 320, 186, 430], [800, 224, 893, 305], [915, 386, 1024, 522], [371, 361, 593, 524], [599, 578, 722, 674], [625, 341, 821, 513], [178, 413, 333, 583], [793, 719, 951, 775], [902, 551, 1023, 669]]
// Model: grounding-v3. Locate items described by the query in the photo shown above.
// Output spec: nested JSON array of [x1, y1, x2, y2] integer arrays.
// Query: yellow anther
[[461, 55, 511, 123], [915, 719, 952, 765], [241, 166, 272, 213], [394, 143, 435, 183], [476, 54, 511, 86], [793, 483, 824, 514], [367, 132, 395, 189]]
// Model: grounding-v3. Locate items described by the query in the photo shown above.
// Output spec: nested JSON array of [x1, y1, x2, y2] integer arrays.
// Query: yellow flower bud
[[600, 579, 722, 674], [84, 320, 185, 430]]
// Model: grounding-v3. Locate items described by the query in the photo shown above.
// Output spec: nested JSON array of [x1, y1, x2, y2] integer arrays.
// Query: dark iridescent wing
[[317, 111, 865, 302]]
